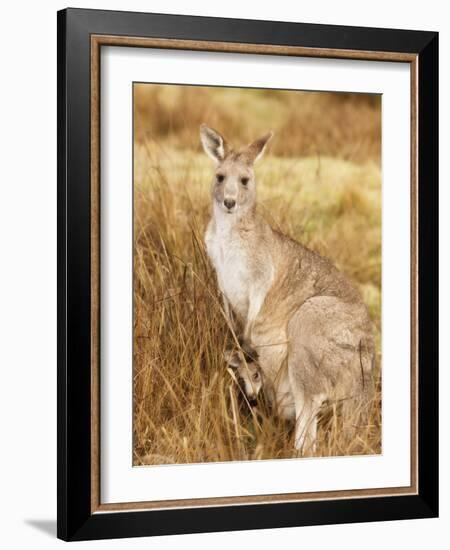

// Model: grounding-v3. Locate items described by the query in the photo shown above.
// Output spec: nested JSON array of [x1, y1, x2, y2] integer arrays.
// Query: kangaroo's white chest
[[205, 225, 252, 319], [205, 212, 275, 325]]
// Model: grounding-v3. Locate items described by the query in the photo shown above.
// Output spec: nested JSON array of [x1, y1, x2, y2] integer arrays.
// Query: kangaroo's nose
[[224, 199, 236, 210]]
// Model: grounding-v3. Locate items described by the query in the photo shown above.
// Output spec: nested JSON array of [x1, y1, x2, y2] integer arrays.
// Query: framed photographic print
[[57, 8, 438, 541]]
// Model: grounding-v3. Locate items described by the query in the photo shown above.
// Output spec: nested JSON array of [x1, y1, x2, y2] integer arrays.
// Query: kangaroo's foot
[[294, 409, 317, 455], [293, 394, 325, 457]]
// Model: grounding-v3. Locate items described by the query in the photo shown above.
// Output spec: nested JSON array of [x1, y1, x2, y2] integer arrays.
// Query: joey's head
[[200, 124, 273, 216], [224, 348, 263, 405]]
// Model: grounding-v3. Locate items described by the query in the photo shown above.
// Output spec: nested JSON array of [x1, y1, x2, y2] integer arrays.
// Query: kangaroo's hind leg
[[288, 296, 375, 454]]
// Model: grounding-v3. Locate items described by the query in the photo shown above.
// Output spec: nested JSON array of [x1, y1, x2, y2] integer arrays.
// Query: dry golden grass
[[133, 84, 382, 466]]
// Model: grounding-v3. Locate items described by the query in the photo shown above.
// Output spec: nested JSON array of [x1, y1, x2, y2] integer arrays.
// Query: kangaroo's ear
[[200, 124, 229, 163], [223, 350, 240, 368], [244, 131, 273, 164]]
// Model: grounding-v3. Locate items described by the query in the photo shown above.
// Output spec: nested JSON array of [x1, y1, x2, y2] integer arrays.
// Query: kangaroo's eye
[[252, 372, 259, 381], [216, 174, 225, 183], [241, 177, 249, 186]]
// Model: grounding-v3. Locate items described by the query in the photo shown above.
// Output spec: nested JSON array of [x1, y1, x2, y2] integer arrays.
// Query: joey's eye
[[216, 174, 225, 183], [241, 177, 249, 186], [252, 372, 259, 381]]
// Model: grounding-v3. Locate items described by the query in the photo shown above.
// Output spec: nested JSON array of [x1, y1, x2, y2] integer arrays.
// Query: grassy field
[[133, 84, 382, 466]]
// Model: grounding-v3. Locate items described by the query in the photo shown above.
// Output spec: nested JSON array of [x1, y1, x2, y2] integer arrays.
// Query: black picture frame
[[57, 7, 438, 541]]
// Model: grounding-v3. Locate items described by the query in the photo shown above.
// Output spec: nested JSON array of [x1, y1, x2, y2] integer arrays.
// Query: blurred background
[[135, 85, 381, 162], [133, 83, 381, 466]]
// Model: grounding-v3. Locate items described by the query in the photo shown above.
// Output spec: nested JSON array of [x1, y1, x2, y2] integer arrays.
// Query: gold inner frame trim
[[90, 34, 419, 514]]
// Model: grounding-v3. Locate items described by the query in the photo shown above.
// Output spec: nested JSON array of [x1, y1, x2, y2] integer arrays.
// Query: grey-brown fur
[[201, 124, 375, 453]]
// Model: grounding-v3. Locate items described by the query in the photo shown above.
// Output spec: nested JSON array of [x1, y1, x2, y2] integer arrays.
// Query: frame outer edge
[[417, 32, 439, 516], [57, 8, 439, 540], [66, 7, 437, 53], [56, 8, 68, 542], [58, 7, 96, 541]]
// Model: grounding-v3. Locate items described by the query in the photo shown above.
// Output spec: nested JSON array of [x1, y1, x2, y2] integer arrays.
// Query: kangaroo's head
[[200, 124, 273, 216], [224, 348, 263, 405]]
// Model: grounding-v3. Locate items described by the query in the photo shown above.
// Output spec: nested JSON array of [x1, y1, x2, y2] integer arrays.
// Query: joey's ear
[[200, 124, 229, 163], [244, 131, 273, 164], [223, 350, 240, 368]]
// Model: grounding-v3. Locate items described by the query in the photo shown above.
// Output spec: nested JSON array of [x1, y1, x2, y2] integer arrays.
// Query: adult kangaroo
[[201, 124, 375, 453]]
